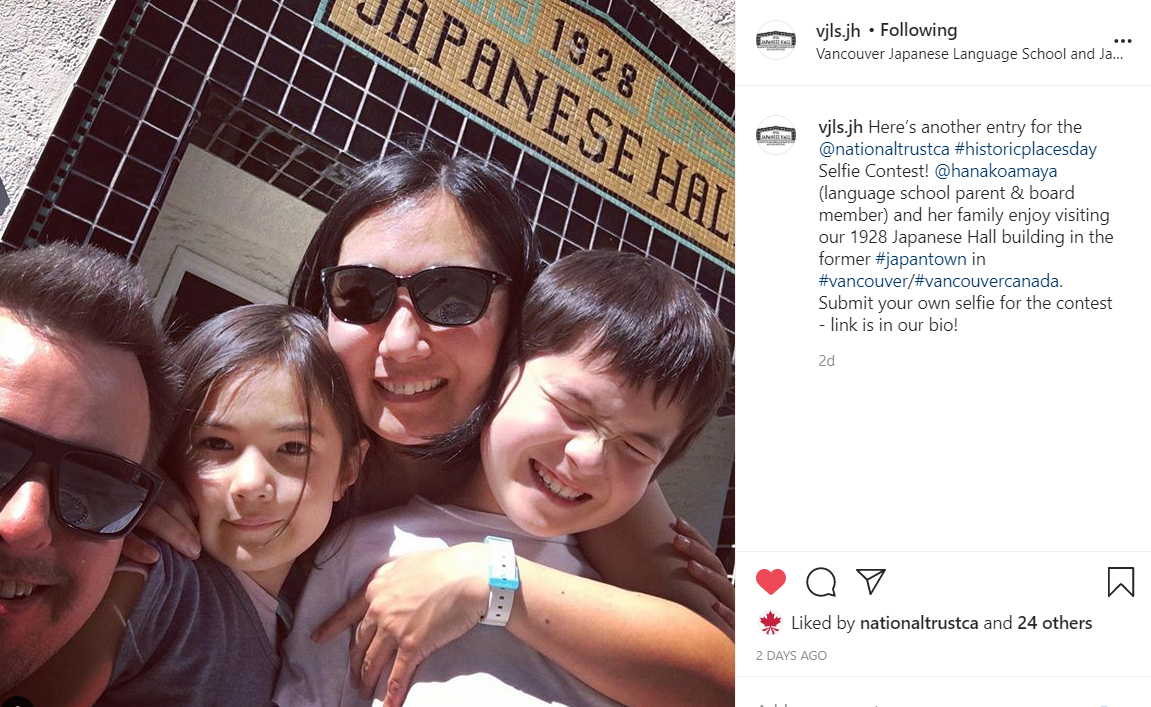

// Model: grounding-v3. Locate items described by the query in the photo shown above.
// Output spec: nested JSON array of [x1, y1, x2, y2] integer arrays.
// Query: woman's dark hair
[[289, 146, 541, 464], [162, 304, 365, 543]]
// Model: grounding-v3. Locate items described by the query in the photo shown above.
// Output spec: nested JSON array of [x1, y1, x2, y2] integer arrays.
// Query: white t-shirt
[[274, 496, 626, 707]]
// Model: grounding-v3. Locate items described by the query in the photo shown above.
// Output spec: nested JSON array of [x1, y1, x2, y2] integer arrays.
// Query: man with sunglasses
[[0, 242, 176, 693]]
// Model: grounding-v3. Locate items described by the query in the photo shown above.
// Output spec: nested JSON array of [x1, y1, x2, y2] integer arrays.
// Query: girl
[[9, 304, 364, 707]]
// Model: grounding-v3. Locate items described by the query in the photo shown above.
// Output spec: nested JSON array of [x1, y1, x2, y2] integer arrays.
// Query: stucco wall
[[652, 0, 735, 69], [137, 146, 323, 297], [0, 0, 116, 234]]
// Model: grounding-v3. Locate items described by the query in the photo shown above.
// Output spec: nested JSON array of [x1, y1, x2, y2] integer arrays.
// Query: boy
[[275, 250, 733, 707]]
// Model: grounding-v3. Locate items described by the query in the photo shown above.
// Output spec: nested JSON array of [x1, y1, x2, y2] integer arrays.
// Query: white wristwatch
[[480, 536, 519, 626]]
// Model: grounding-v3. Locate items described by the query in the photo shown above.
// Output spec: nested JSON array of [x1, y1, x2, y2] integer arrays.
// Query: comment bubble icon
[[807, 567, 837, 597]]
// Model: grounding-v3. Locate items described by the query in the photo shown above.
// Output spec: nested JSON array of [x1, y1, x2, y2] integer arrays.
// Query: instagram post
[[738, 1, 1148, 706]]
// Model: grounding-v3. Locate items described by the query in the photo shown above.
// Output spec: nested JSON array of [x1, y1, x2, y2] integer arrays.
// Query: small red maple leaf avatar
[[760, 611, 781, 635]]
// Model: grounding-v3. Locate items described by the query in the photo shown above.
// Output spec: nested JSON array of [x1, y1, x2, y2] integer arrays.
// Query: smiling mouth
[[376, 378, 447, 397], [532, 461, 589, 502], [226, 518, 282, 532], [0, 580, 40, 599]]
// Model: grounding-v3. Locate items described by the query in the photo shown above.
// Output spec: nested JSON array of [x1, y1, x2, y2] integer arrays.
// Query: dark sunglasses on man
[[0, 416, 162, 538], [321, 264, 512, 327]]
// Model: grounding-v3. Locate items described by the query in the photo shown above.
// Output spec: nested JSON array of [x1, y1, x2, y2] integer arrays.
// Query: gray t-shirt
[[275, 497, 626, 707], [98, 540, 278, 707]]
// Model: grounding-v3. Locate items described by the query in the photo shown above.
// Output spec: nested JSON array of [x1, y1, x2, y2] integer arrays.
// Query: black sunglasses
[[321, 264, 512, 327], [0, 416, 162, 538]]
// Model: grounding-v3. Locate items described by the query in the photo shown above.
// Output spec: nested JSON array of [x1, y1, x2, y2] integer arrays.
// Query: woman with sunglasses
[[144, 147, 733, 706]]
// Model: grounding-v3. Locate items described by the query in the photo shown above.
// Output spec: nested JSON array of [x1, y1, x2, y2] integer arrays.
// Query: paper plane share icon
[[856, 569, 886, 595]]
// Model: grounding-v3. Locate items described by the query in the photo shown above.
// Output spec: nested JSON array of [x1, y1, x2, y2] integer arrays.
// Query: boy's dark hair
[[0, 242, 178, 467], [520, 250, 732, 473], [162, 304, 365, 528]]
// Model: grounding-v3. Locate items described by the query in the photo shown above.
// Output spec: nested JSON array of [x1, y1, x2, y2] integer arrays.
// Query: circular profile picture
[[756, 21, 796, 60], [756, 116, 796, 155]]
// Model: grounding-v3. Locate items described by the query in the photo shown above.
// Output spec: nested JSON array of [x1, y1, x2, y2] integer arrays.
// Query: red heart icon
[[756, 569, 786, 595]]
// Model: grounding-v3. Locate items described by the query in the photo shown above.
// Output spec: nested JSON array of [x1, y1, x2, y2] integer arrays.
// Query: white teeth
[[0, 580, 36, 599], [380, 378, 445, 396], [534, 463, 588, 501]]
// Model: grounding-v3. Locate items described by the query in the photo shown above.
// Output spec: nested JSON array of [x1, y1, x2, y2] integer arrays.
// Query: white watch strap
[[482, 584, 515, 626], [481, 537, 518, 626]]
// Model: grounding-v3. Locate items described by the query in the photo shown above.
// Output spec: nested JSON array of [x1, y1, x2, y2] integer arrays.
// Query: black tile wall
[[99, 192, 148, 237], [214, 49, 255, 93], [159, 60, 202, 103], [137, 5, 182, 51], [150, 0, 192, 18], [131, 124, 177, 170], [26, 138, 68, 194], [56, 173, 106, 218], [237, 0, 276, 29], [315, 108, 352, 150], [114, 158, 164, 203], [337, 49, 372, 85], [225, 19, 265, 62], [106, 71, 152, 115], [209, 0, 240, 13], [89, 227, 134, 256], [189, 0, 230, 40], [73, 138, 122, 184], [305, 29, 342, 67], [248, 70, 289, 111], [43, 209, 89, 244], [77, 40, 116, 92], [101, 0, 139, 41], [90, 103, 138, 150], [57, 90, 94, 137], [146, 91, 193, 136], [326, 77, 363, 118], [271, 9, 309, 49], [5, 0, 735, 415], [121, 38, 166, 84]]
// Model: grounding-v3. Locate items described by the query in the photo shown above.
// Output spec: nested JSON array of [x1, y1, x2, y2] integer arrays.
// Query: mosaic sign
[[318, 0, 734, 265]]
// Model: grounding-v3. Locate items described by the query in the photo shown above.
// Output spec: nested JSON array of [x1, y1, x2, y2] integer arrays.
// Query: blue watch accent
[[484, 536, 520, 590]]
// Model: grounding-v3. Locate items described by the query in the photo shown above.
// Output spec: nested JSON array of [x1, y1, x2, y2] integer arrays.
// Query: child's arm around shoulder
[[0, 568, 146, 707], [504, 551, 735, 707], [576, 481, 734, 634]]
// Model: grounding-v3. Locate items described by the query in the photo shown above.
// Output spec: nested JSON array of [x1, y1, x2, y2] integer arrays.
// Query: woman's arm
[[0, 570, 145, 707], [577, 482, 734, 635], [318, 540, 733, 707]]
